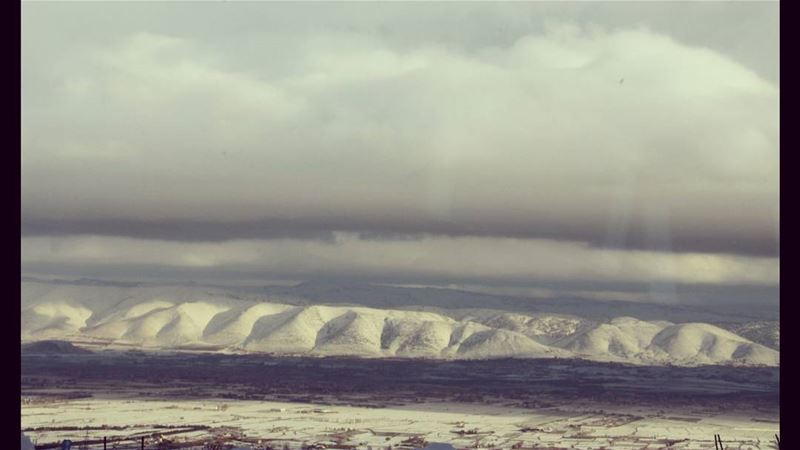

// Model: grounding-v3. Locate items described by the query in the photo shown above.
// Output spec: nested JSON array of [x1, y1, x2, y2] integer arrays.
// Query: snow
[[21, 397, 779, 450], [559, 317, 668, 360], [645, 323, 779, 366], [717, 320, 780, 350], [204, 303, 294, 346], [21, 280, 779, 366], [21, 303, 93, 339], [314, 310, 384, 356], [456, 329, 562, 359], [481, 313, 583, 344]]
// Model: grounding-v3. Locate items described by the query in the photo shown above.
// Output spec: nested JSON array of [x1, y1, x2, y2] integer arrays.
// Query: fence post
[[103, 436, 107, 450], [141, 436, 145, 450]]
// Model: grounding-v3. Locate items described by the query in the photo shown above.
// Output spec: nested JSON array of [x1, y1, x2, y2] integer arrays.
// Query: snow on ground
[[21, 397, 779, 450]]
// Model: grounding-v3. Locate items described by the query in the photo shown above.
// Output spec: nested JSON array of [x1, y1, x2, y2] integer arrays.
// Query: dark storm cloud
[[21, 217, 338, 244], [21, 213, 777, 256]]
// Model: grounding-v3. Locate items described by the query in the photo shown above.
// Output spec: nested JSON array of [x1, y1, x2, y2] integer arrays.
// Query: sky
[[21, 2, 779, 306]]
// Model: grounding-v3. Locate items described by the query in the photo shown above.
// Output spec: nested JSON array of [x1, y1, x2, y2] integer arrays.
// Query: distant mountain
[[20, 278, 778, 366]]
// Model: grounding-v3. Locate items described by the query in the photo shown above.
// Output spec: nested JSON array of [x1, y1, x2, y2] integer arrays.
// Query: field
[[21, 351, 779, 450]]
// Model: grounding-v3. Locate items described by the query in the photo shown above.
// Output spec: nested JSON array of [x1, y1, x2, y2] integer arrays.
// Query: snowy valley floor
[[22, 397, 780, 450], [21, 352, 779, 450]]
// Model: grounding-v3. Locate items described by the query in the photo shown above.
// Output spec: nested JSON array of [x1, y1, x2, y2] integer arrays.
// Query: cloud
[[22, 24, 778, 258], [21, 234, 778, 287]]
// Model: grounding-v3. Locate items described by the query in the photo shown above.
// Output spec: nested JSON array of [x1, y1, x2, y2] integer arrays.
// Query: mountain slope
[[20, 279, 778, 366], [644, 323, 779, 366], [557, 317, 668, 360]]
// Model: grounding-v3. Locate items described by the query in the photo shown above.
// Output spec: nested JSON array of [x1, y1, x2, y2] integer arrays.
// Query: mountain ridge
[[21, 279, 778, 367]]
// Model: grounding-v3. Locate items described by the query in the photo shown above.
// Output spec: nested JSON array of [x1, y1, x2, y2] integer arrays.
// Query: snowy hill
[[20, 278, 778, 366], [644, 323, 779, 366], [556, 317, 666, 360], [717, 320, 780, 349]]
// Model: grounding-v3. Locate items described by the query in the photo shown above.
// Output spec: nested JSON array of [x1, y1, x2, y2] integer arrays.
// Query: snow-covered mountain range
[[21, 278, 779, 366]]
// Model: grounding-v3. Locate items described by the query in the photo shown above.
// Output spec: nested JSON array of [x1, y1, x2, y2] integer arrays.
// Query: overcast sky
[[21, 2, 779, 305]]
